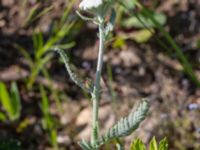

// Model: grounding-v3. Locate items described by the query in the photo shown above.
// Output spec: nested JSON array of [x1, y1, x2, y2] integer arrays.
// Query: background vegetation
[[0, 0, 199, 149]]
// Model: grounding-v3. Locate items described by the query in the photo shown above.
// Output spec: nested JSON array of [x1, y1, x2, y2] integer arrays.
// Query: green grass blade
[[14, 44, 33, 66], [40, 85, 58, 149], [0, 82, 13, 120], [61, 0, 77, 23], [40, 85, 53, 129], [10, 82, 21, 120], [50, 129, 58, 150], [40, 85, 49, 115], [51, 42, 76, 50], [28, 54, 53, 89], [24, 4, 53, 26], [23, 4, 39, 26], [41, 68, 62, 113], [36, 22, 74, 59]]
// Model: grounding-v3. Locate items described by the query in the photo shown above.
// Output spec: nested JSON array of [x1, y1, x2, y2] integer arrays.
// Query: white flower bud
[[79, 0, 103, 11]]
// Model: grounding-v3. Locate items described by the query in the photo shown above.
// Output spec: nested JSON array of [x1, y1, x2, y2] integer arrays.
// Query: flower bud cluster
[[79, 0, 115, 18]]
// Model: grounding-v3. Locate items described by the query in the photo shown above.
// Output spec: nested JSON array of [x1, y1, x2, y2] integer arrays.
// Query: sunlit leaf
[[130, 29, 154, 43], [150, 137, 158, 150], [130, 139, 145, 150], [122, 12, 166, 29], [158, 138, 168, 150]]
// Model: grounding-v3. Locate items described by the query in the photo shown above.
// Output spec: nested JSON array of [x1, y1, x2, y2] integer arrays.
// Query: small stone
[[119, 49, 141, 67]]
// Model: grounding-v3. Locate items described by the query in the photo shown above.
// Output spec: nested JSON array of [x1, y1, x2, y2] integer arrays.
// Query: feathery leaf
[[54, 48, 93, 93], [100, 99, 149, 143], [78, 140, 94, 150]]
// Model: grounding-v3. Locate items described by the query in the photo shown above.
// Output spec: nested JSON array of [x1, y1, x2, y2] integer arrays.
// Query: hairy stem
[[91, 19, 104, 147]]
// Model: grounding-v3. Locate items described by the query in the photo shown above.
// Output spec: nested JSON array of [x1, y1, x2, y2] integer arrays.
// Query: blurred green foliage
[[23, 4, 53, 26], [0, 0, 198, 149], [0, 139, 21, 150], [117, 0, 200, 87], [14, 0, 78, 119], [15, 0, 76, 89], [122, 12, 166, 29], [130, 137, 168, 150], [112, 0, 166, 48], [0, 82, 21, 121], [40, 85, 58, 149]]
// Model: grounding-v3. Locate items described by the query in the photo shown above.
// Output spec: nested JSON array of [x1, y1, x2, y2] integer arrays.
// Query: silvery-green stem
[[91, 18, 104, 147]]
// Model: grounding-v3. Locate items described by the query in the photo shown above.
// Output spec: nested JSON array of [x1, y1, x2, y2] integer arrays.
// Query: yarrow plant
[[55, 0, 150, 149]]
